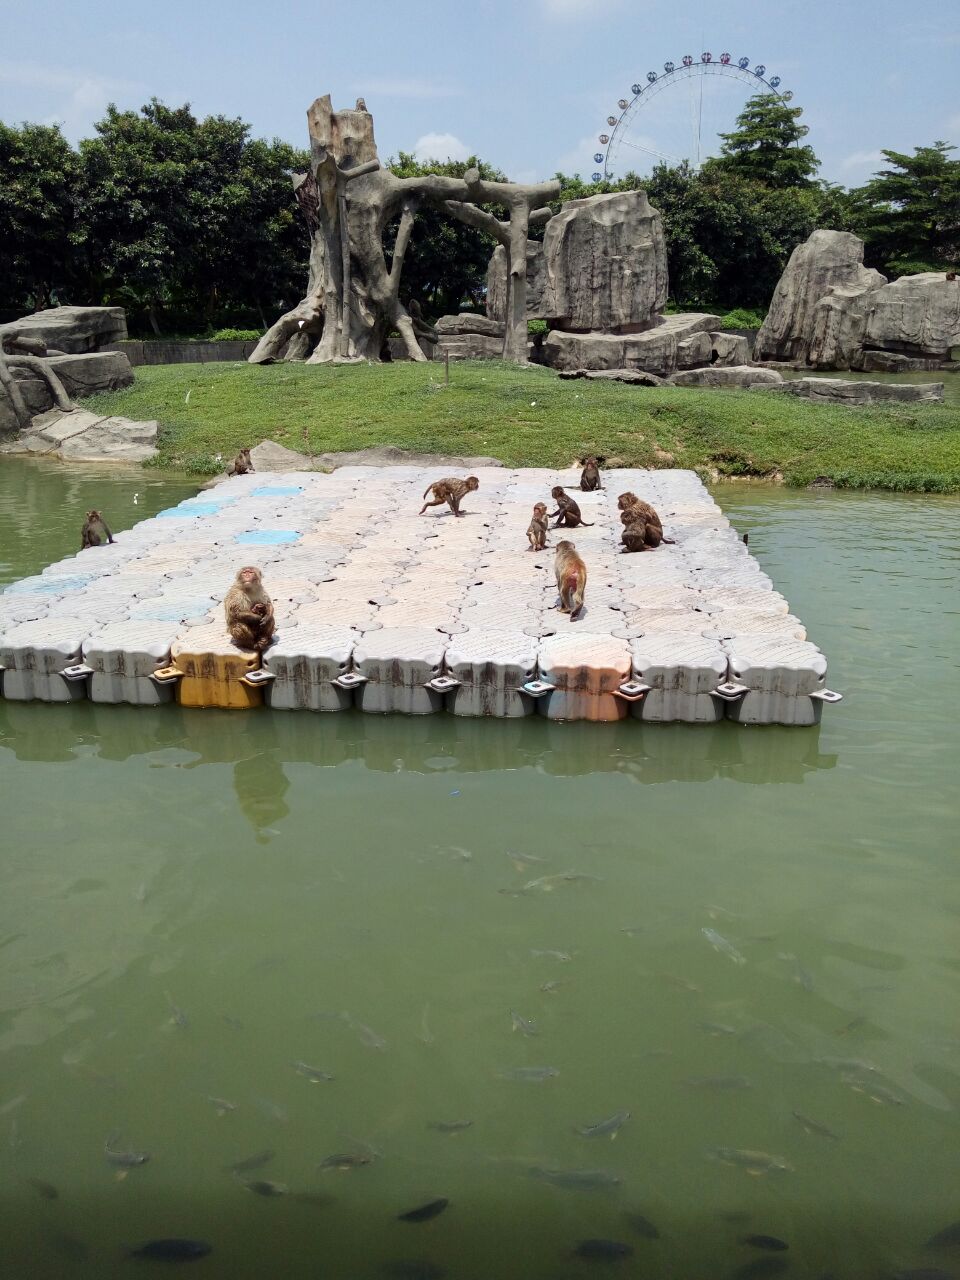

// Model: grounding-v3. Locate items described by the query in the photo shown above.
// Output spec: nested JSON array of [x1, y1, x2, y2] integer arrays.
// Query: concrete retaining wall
[[107, 340, 260, 366]]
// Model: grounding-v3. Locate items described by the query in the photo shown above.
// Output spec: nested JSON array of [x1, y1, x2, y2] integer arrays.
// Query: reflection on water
[[1, 462, 959, 1279]]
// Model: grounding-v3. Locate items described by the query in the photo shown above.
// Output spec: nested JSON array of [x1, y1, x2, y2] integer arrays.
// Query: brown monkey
[[617, 493, 674, 546], [227, 447, 254, 476], [419, 475, 479, 517], [580, 457, 602, 491], [526, 502, 549, 551], [80, 510, 114, 549], [554, 540, 587, 621], [224, 566, 276, 653], [548, 487, 594, 528]]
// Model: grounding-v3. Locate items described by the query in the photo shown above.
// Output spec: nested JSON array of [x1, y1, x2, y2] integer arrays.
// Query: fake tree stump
[[250, 96, 560, 366]]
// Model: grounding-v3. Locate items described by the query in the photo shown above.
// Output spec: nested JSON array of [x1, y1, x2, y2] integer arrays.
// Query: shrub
[[719, 308, 765, 330], [527, 318, 548, 337], [205, 328, 261, 342]]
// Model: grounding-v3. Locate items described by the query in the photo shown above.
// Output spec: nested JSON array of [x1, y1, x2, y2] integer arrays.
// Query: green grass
[[84, 360, 960, 492]]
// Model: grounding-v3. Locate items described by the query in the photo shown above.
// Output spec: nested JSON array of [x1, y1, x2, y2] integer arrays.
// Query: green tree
[[851, 142, 960, 275], [714, 93, 820, 188], [0, 121, 78, 312], [385, 152, 509, 318], [73, 99, 308, 333]]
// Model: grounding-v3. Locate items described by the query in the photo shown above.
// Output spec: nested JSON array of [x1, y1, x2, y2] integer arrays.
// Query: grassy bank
[[85, 360, 960, 492]]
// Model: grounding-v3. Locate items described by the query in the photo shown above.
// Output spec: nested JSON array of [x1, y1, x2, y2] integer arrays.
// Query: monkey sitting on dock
[[227, 447, 254, 476], [618, 492, 674, 553], [418, 476, 479, 517], [526, 502, 549, 551], [224, 566, 275, 653], [554, 541, 587, 621], [80, 510, 114, 549], [548, 487, 594, 528], [579, 457, 602, 491]]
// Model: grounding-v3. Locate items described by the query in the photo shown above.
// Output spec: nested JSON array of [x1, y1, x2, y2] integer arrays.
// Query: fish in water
[[293, 1061, 335, 1083], [792, 1110, 840, 1141], [576, 1110, 631, 1139], [732, 1258, 789, 1280], [540, 981, 564, 994], [777, 953, 814, 991], [427, 1120, 473, 1134], [620, 925, 645, 937], [498, 1066, 559, 1082], [697, 1021, 739, 1036], [741, 1235, 789, 1251], [240, 1178, 288, 1196], [520, 872, 603, 893], [128, 1239, 212, 1261], [623, 1211, 660, 1239], [319, 1152, 374, 1171], [926, 1220, 960, 1248], [702, 928, 746, 966], [507, 850, 546, 868], [530, 949, 573, 962], [574, 1239, 634, 1261], [840, 1074, 904, 1106], [27, 1177, 59, 1200], [164, 991, 189, 1028], [510, 1010, 538, 1036], [713, 1148, 793, 1175], [528, 1166, 621, 1190], [222, 1015, 244, 1032], [104, 1133, 150, 1168], [341, 1012, 387, 1051], [253, 1096, 288, 1124], [398, 1198, 449, 1223], [206, 1096, 238, 1116], [227, 1150, 274, 1174], [684, 1075, 753, 1090], [660, 973, 701, 993]]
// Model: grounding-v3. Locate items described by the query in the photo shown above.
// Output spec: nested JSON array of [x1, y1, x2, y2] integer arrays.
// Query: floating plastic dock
[[0, 467, 841, 724]]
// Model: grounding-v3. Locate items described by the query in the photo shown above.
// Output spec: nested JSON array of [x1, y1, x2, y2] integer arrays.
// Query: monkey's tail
[[662, 536, 676, 544], [579, 519, 594, 527], [422, 484, 432, 499]]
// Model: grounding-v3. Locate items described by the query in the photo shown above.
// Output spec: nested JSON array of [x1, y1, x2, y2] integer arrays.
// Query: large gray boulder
[[863, 274, 960, 357], [0, 306, 127, 355], [539, 189, 668, 332], [0, 408, 158, 461], [542, 313, 720, 374], [435, 333, 504, 360], [486, 189, 668, 334], [710, 332, 752, 366], [762, 376, 943, 404], [6, 351, 133, 414], [435, 313, 504, 337], [806, 278, 886, 369], [753, 231, 886, 366], [857, 349, 944, 373], [668, 366, 785, 388]]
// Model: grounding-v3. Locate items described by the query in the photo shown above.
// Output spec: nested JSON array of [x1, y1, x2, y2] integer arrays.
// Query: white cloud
[[412, 132, 471, 162], [357, 77, 459, 100], [839, 149, 885, 173], [0, 59, 144, 141]]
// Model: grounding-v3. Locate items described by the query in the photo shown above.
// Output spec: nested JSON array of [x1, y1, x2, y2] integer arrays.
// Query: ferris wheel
[[593, 53, 801, 181]]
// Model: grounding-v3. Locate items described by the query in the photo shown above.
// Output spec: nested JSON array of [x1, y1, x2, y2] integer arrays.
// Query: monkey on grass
[[80, 510, 114, 549], [579, 457, 602, 491], [548, 487, 594, 528], [554, 540, 587, 621], [526, 502, 549, 551], [224, 566, 275, 653], [227, 447, 254, 476], [419, 475, 479, 517]]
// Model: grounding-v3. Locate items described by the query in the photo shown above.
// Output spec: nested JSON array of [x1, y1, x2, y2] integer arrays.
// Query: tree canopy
[[714, 93, 820, 188], [850, 142, 960, 276]]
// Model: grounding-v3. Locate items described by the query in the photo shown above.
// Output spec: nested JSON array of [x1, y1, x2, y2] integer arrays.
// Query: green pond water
[[1, 459, 958, 1280]]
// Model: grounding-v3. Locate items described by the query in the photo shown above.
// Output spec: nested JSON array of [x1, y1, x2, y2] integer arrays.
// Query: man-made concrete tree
[[250, 97, 559, 365]]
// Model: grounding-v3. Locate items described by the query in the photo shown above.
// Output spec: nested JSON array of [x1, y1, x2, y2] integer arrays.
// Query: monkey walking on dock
[[554, 541, 587, 621], [419, 476, 479, 517]]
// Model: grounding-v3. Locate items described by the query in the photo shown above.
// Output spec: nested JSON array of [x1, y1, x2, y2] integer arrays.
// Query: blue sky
[[1, 0, 957, 186]]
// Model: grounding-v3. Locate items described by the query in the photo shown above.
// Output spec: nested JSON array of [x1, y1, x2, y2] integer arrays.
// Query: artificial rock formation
[[250, 95, 559, 367], [668, 366, 784, 389], [753, 230, 886, 367], [764, 377, 943, 404], [542, 313, 720, 374], [863, 273, 960, 358], [486, 189, 668, 334], [0, 306, 127, 355]]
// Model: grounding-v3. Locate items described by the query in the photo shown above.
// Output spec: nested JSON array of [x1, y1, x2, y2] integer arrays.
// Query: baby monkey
[[554, 540, 587, 621], [526, 502, 549, 551], [224, 566, 275, 653], [548, 486, 594, 528], [618, 492, 674, 553], [580, 457, 602, 491], [80, 509, 114, 549], [419, 475, 479, 517], [227, 447, 254, 476]]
